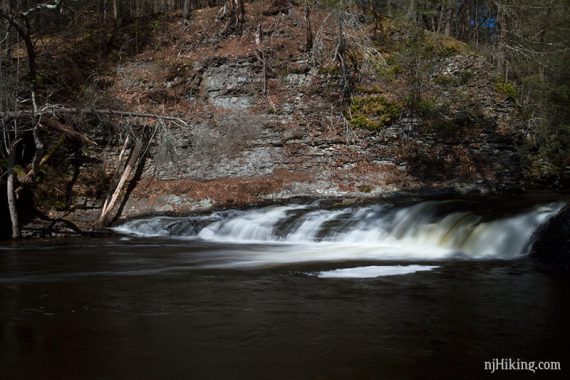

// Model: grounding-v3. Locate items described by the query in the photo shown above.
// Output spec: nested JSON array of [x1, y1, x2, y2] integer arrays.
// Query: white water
[[114, 200, 565, 264], [317, 265, 440, 278]]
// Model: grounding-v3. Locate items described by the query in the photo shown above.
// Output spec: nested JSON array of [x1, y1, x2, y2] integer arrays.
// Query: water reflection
[[0, 239, 569, 379]]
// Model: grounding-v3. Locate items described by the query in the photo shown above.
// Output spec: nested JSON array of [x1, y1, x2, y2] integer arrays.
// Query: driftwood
[[114, 136, 131, 177], [98, 139, 143, 225], [101, 135, 130, 218]]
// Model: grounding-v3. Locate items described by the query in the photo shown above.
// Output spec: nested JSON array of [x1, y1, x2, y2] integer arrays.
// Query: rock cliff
[[32, 2, 530, 229]]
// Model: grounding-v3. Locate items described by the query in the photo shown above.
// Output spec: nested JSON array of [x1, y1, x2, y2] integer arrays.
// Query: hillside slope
[[8, 1, 536, 234], [96, 2, 523, 217]]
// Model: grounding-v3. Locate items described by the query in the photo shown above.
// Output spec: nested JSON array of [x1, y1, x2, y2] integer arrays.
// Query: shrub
[[375, 57, 403, 81], [357, 184, 373, 193], [496, 79, 519, 99], [349, 95, 401, 130], [414, 97, 437, 114]]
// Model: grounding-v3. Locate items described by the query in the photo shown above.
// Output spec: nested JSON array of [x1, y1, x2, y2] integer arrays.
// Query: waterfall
[[114, 200, 565, 261]]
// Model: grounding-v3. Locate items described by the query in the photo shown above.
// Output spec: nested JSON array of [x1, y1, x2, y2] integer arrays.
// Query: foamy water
[[114, 200, 565, 267], [316, 265, 440, 278]]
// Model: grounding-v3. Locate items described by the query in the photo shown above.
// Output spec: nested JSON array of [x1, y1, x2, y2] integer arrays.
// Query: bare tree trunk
[[255, 24, 267, 94], [0, 1, 7, 88], [221, 0, 244, 33], [443, 0, 453, 37], [183, 0, 191, 20], [386, 0, 393, 18], [30, 124, 44, 181], [236, 0, 245, 27], [113, 0, 118, 21], [496, 2, 507, 76], [335, 6, 351, 104], [304, 0, 313, 52], [0, 11, 38, 111], [437, 1, 444, 33], [22, 25, 37, 112], [7, 138, 23, 239], [406, 0, 416, 22], [475, 0, 479, 46]]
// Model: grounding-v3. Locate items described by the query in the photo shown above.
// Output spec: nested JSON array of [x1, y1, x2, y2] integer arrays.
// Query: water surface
[[1, 199, 569, 379]]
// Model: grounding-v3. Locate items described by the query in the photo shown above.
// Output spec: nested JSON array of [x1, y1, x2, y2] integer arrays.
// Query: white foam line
[[317, 265, 439, 279]]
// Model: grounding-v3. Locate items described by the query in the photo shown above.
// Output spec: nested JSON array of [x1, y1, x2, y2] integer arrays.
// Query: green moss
[[350, 115, 379, 130], [496, 79, 519, 99], [13, 165, 26, 177], [426, 34, 469, 57], [357, 184, 373, 193], [376, 62, 403, 81], [350, 95, 401, 130], [150, 20, 161, 31]]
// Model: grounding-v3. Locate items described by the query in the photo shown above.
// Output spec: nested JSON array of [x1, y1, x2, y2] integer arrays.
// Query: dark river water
[[1, 199, 569, 379]]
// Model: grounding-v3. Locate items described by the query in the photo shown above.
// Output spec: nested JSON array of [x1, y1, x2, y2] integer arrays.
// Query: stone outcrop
[[52, 5, 529, 225], [116, 52, 524, 218]]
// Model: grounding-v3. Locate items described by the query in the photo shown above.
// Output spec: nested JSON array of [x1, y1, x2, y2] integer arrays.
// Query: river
[[1, 197, 569, 379]]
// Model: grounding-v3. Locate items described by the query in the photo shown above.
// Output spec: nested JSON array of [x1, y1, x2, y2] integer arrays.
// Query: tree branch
[[0, 106, 189, 126], [0, 9, 27, 37]]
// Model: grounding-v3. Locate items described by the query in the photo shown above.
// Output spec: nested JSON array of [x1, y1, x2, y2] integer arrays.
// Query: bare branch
[[0, 106, 189, 126], [0, 9, 26, 36]]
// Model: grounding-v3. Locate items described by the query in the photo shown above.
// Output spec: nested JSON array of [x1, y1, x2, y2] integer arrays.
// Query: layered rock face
[[121, 55, 522, 216], [65, 4, 526, 220]]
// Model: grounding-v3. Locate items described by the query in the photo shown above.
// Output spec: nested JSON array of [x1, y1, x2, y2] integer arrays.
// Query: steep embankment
[[121, 5, 522, 216], [31, 1, 529, 231]]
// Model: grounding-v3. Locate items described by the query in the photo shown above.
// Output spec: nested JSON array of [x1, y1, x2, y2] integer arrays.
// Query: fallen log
[[98, 139, 143, 225]]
